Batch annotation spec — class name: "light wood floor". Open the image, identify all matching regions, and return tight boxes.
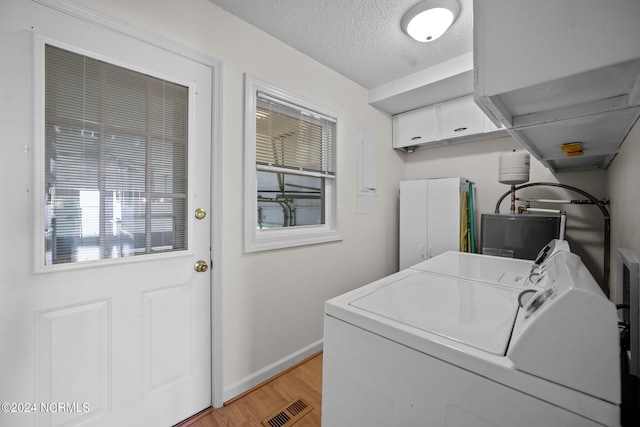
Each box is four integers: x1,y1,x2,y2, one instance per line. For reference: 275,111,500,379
177,352,323,427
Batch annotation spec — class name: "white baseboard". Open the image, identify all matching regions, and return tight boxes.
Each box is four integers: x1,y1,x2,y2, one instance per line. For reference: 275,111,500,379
222,339,323,403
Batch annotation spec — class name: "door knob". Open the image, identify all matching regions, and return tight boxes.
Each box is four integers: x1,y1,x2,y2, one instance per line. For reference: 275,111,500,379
195,208,206,219
194,260,208,273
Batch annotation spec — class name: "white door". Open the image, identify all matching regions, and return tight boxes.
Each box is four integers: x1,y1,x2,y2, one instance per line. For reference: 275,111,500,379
0,2,214,426
427,178,462,257
399,180,429,270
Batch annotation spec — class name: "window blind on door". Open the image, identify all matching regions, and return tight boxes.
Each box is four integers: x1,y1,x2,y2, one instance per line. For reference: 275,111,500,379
44,44,189,265
255,91,336,178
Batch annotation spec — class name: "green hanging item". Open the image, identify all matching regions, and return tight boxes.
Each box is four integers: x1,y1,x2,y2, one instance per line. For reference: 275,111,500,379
468,182,476,253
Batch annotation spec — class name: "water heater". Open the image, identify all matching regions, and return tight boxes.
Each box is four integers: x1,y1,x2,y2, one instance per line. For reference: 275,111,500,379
481,213,563,260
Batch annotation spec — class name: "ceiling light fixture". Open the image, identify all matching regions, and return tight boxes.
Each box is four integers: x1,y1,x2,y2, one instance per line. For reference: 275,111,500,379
401,0,460,43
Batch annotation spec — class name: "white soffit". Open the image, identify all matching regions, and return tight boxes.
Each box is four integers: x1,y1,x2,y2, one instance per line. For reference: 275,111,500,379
369,52,473,114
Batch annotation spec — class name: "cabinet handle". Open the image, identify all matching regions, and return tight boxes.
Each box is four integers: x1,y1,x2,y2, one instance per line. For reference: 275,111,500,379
411,136,422,141
454,127,467,133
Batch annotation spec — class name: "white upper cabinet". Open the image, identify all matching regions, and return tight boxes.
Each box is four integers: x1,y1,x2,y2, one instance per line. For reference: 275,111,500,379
438,94,485,140
474,0,640,172
393,105,438,149
393,94,505,151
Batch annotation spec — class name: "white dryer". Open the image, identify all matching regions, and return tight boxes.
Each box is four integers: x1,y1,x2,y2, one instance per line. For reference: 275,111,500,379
322,242,620,426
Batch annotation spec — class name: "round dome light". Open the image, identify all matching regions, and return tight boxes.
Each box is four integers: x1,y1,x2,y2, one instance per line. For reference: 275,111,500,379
402,0,460,43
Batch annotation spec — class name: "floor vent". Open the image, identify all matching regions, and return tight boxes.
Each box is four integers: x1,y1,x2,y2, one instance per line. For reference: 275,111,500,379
262,397,313,427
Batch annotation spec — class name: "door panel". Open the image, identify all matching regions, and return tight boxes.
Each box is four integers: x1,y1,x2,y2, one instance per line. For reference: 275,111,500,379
143,284,191,393
427,178,461,257
36,301,110,426
399,180,429,270
0,1,213,426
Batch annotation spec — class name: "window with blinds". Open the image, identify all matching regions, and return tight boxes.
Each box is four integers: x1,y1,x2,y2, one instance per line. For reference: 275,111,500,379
44,44,189,265
255,92,336,229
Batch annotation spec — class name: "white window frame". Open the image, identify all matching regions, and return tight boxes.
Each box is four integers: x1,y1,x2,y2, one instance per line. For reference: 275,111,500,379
244,75,342,252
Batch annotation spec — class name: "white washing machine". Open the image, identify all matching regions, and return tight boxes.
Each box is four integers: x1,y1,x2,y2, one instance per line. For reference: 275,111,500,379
322,241,620,426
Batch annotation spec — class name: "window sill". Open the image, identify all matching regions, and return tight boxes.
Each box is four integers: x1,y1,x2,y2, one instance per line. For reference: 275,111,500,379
244,227,342,253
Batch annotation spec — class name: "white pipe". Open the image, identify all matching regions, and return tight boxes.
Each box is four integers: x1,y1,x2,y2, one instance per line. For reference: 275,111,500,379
524,207,563,214
517,198,572,204
559,213,567,240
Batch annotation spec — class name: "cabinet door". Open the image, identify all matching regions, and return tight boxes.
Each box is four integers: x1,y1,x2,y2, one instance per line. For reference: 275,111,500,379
438,95,485,140
399,180,429,270
426,178,460,258
393,105,437,148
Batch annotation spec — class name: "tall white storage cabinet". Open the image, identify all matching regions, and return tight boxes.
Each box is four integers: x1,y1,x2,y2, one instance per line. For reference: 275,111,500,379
399,178,473,270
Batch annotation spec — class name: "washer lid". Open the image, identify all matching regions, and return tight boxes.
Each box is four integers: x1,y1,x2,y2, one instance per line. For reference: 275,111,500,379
349,271,521,355
411,251,533,287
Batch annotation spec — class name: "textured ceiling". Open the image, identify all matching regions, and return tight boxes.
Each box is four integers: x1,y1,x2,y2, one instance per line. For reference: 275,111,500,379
208,0,473,89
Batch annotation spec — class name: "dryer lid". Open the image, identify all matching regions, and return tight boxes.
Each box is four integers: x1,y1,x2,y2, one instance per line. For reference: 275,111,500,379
349,271,521,355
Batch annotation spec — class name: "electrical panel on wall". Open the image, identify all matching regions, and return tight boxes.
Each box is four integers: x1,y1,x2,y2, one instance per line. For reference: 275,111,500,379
357,127,378,214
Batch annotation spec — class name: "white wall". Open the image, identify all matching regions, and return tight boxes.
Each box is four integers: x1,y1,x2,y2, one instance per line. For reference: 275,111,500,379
403,137,609,286
75,0,404,396
608,119,640,303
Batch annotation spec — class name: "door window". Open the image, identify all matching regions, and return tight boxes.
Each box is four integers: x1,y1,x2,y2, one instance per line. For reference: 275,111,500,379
44,44,189,265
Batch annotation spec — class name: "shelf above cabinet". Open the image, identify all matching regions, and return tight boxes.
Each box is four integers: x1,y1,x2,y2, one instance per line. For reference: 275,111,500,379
474,0,640,172
369,53,474,115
